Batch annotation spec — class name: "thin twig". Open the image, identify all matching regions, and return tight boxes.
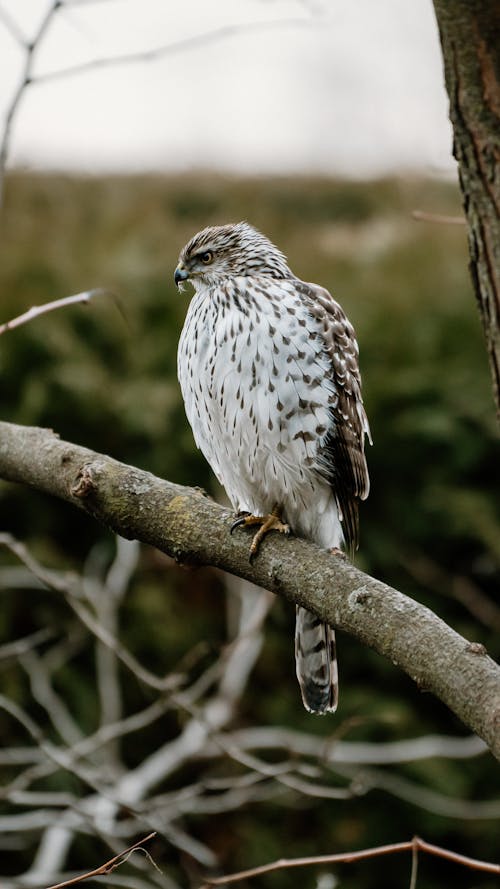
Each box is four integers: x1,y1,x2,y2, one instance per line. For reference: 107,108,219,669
0,290,106,335
44,831,158,889
175,696,352,801
403,550,500,632
409,841,418,889
412,210,466,225
329,761,500,819
0,0,62,205
220,726,487,765
413,836,500,872
20,650,84,747
0,3,28,44
0,627,53,661
0,534,180,692
0,9,309,206
33,18,310,85
200,836,500,886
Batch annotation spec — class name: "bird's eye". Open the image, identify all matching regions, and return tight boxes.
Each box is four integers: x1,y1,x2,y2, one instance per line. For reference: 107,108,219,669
200,251,213,264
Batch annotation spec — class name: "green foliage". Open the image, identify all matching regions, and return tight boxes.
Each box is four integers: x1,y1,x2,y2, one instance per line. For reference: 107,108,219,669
0,173,499,887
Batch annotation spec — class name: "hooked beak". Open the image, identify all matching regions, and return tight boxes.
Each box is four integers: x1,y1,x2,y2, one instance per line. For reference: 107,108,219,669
174,265,189,289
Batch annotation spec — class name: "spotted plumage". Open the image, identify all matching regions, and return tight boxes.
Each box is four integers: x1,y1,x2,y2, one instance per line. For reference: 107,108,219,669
175,222,371,713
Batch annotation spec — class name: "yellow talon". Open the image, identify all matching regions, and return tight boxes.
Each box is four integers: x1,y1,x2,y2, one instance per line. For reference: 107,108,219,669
230,509,290,561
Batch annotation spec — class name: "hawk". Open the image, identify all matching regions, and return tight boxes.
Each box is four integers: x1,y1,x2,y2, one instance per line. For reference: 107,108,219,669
175,222,370,713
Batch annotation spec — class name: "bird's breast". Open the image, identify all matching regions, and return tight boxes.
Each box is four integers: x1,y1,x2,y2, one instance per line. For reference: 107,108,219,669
177,280,337,516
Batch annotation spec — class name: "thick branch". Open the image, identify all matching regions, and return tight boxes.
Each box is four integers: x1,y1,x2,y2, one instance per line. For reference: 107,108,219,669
1,421,499,759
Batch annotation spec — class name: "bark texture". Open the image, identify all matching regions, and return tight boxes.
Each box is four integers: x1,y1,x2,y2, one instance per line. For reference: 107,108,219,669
433,0,500,416
1,421,499,759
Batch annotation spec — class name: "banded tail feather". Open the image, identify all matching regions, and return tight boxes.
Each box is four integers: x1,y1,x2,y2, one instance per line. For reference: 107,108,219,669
295,606,338,714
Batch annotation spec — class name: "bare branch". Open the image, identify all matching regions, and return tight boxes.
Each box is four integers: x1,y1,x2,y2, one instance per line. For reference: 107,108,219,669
0,627,53,661
0,629,255,801
219,726,487,765
0,3,28,45
409,843,418,889
20,649,84,746
0,572,271,880
0,747,43,766
0,422,499,759
84,539,140,759
0,692,122,803
33,18,311,86
0,534,183,692
200,836,500,886
1,519,495,881
412,210,466,224
44,832,158,889
0,0,62,204
403,551,500,631
9,696,172,785
331,763,500,819
0,7,310,207
193,726,495,817
0,289,110,335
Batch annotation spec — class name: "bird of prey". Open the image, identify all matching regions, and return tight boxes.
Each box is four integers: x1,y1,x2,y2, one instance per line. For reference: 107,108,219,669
175,222,370,713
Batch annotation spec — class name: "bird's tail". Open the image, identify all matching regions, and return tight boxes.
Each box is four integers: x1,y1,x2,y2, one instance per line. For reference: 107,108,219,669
295,606,338,714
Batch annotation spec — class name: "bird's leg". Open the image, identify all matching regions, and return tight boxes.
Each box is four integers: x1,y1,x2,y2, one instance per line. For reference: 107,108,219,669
230,505,290,561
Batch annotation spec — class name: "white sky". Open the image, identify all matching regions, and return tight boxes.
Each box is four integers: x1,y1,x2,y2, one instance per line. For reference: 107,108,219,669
0,0,455,177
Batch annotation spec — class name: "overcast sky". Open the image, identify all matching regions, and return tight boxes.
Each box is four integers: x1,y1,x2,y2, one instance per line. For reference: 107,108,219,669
0,0,455,177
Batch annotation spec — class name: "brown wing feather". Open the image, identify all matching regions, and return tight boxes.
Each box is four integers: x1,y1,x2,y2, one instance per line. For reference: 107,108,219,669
296,280,371,554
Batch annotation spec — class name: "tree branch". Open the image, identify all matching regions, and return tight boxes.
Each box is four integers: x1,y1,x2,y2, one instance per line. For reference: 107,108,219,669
199,836,500,886
1,421,499,759
0,0,62,205
33,18,310,86
0,5,310,207
44,831,158,889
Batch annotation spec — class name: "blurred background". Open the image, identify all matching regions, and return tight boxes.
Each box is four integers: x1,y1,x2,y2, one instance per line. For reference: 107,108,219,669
1,2,499,888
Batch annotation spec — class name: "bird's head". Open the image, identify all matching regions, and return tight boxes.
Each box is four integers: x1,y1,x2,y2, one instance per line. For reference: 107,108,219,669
174,222,292,291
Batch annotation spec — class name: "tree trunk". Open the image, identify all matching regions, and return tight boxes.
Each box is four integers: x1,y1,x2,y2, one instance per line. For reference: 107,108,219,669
433,1,500,417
